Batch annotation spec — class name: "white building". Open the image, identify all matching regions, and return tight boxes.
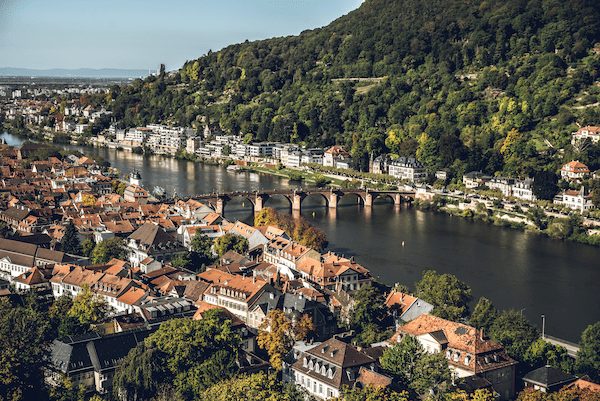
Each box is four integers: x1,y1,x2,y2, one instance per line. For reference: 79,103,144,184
571,126,600,145
554,188,594,212
388,157,427,182
511,178,536,201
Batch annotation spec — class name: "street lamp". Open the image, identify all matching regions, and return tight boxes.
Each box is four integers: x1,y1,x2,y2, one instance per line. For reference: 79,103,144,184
541,315,546,339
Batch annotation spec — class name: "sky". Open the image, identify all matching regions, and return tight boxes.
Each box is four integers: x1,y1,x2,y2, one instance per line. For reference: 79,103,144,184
0,0,363,71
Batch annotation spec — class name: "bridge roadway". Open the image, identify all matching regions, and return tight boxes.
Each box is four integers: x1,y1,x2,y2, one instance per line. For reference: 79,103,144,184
184,187,416,215
543,335,580,358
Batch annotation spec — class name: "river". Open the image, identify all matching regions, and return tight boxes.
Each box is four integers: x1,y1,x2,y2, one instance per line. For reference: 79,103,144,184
2,131,599,342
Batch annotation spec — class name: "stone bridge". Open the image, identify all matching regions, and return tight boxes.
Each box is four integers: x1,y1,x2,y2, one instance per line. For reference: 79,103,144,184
188,188,415,215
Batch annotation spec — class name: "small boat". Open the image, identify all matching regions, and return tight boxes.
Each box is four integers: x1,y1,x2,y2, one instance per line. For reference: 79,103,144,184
227,165,241,172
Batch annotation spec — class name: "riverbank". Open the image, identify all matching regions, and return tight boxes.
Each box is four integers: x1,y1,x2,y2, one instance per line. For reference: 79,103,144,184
415,196,600,247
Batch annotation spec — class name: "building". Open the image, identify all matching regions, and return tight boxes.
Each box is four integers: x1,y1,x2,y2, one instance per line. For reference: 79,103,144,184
323,146,351,169
384,290,434,323
511,178,536,201
553,187,594,212
522,366,577,393
561,161,590,180
370,154,390,175
387,157,427,182
392,314,517,400
571,126,600,145
287,338,376,399
0,238,79,282
127,223,187,270
48,329,153,394
463,172,488,189
487,177,515,197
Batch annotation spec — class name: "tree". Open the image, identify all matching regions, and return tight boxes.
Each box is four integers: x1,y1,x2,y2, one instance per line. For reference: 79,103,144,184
144,311,241,400
532,171,559,201
257,310,313,370
380,335,425,387
0,298,50,401
67,285,110,329
348,284,390,346
49,295,88,338
255,208,327,250
334,386,410,401
575,321,600,381
61,221,82,255
81,238,95,257
469,297,497,331
524,339,574,373
416,270,472,320
489,310,538,361
528,207,548,230
201,372,306,401
190,232,215,266
170,253,192,269
213,233,249,257
412,352,452,398
113,343,168,401
91,237,126,264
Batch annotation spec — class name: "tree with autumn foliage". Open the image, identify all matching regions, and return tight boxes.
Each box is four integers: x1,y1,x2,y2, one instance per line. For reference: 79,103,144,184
67,285,111,329
257,309,314,370
255,208,327,250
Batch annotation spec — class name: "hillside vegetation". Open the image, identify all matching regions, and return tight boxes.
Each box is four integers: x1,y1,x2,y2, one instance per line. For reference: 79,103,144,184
107,0,600,177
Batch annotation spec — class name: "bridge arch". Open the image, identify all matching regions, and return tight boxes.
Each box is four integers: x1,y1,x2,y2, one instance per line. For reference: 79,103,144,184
338,191,365,206
262,194,293,210
301,192,330,209
220,194,255,216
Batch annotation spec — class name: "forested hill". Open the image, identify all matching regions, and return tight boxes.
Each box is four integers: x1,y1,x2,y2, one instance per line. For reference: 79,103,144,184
108,0,600,177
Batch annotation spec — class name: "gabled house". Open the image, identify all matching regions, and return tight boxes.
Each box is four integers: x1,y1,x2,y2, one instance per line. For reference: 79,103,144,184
126,222,187,271
287,338,377,399
391,314,517,400
385,290,434,324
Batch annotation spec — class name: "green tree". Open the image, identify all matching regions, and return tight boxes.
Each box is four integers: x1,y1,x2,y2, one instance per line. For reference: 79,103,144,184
469,297,497,331
489,310,538,361
201,372,306,401
0,298,50,401
528,207,548,230
190,232,215,266
170,253,192,269
524,339,574,373
335,385,410,401
575,321,600,381
91,237,126,264
145,310,241,400
380,335,424,387
67,286,110,329
412,352,452,399
81,238,95,257
416,270,473,320
113,343,168,401
213,233,248,257
532,171,559,201
61,221,82,255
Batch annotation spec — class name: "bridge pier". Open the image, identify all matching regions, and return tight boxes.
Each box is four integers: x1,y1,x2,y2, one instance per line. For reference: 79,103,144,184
215,197,225,215
254,194,265,213
328,192,339,209
364,193,373,207
292,193,303,212
394,193,402,207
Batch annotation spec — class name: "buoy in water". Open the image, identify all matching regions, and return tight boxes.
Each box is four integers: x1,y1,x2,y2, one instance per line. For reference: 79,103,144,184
402,241,405,247
312,211,316,217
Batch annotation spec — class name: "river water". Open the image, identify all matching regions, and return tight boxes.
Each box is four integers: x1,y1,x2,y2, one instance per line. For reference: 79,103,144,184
2,132,599,341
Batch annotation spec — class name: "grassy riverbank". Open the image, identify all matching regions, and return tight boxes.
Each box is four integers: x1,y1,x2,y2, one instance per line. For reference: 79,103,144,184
416,196,600,247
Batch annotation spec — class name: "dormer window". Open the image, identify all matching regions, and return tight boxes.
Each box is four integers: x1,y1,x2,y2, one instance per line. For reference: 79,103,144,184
303,357,308,367
464,355,471,366
328,368,334,378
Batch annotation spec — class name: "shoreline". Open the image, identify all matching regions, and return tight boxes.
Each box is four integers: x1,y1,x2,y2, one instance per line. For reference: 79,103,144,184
2,129,599,248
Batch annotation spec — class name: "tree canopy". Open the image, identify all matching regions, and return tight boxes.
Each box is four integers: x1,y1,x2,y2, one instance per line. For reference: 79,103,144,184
416,270,472,320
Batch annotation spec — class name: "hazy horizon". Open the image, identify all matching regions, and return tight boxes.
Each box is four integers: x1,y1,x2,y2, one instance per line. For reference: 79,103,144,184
0,0,363,71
